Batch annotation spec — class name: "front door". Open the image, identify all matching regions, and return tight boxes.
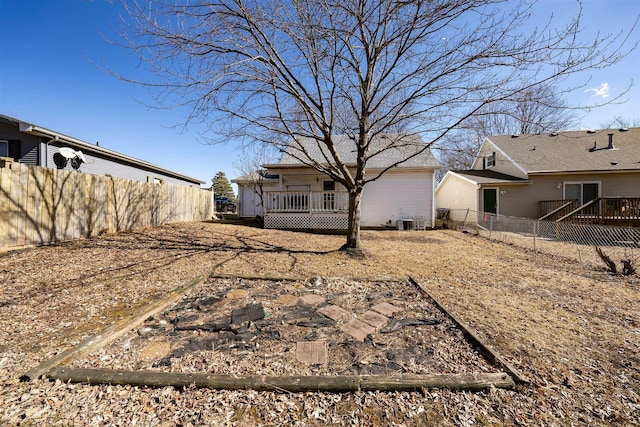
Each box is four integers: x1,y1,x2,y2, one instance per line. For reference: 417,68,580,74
323,181,335,210
483,188,498,214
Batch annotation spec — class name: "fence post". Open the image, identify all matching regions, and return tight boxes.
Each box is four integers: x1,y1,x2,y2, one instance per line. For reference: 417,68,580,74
532,220,537,252
489,214,493,239
462,209,469,231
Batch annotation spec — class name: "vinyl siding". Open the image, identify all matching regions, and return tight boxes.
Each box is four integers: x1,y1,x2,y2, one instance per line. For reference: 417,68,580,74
435,174,479,214
0,122,39,165
44,144,200,186
361,170,434,227
488,173,640,218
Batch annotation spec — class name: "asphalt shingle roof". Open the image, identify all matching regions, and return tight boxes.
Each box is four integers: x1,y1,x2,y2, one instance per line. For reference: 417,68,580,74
452,169,529,184
487,127,640,173
277,133,441,169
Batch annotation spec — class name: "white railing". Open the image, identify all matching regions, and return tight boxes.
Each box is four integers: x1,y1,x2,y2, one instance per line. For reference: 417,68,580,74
264,191,348,214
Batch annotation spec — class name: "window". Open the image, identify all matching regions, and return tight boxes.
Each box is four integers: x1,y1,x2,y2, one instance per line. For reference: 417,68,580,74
564,182,600,205
484,152,496,169
0,140,19,159
322,181,335,191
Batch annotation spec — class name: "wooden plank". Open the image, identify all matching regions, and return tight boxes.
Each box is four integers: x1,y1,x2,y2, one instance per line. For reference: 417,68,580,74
0,167,7,250
408,277,529,385
22,276,204,381
45,367,515,392
7,164,20,246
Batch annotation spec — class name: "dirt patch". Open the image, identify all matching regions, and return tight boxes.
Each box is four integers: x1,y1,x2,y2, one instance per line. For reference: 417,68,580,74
1,223,639,425
70,277,496,378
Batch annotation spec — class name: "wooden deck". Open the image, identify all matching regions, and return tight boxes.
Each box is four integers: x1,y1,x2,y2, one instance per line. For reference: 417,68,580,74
539,197,640,226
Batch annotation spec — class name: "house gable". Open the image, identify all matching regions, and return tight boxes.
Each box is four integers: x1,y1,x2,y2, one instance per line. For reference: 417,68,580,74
471,137,528,179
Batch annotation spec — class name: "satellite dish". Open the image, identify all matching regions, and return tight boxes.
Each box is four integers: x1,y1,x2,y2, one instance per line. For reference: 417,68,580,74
75,150,86,163
59,147,76,159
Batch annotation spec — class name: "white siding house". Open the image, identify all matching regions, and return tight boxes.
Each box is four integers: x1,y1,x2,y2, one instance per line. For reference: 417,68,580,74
235,134,441,230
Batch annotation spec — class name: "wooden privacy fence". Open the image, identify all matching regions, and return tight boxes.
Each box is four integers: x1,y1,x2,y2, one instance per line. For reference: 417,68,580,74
0,162,213,251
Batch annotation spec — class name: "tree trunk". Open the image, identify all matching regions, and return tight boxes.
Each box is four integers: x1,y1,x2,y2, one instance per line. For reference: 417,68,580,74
344,188,363,251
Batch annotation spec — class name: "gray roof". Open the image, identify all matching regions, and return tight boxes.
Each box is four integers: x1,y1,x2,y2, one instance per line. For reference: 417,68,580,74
486,128,640,174
275,133,441,169
231,170,279,183
452,169,529,185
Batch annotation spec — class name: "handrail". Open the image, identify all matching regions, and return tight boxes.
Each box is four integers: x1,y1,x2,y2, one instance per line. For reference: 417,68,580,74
556,198,601,222
264,190,348,214
538,200,576,221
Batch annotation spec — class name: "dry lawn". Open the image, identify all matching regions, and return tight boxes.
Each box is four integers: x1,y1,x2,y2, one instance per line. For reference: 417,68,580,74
0,222,638,426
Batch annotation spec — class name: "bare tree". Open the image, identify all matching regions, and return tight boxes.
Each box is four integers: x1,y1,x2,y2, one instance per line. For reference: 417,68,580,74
119,0,637,251
437,84,579,175
601,116,640,129
233,143,279,220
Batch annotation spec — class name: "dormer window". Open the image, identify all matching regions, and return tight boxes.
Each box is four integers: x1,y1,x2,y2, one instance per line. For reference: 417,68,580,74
484,152,496,169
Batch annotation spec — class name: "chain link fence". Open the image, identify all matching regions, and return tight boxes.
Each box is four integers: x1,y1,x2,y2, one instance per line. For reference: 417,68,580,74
440,209,639,271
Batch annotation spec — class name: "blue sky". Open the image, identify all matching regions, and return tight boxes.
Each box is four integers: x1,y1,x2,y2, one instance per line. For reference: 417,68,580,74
1,0,638,189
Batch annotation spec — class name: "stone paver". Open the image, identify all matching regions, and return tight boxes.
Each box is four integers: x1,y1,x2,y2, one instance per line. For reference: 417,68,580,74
299,294,326,306
371,302,402,317
317,304,351,322
296,340,327,365
359,310,389,330
275,294,299,306
339,319,376,341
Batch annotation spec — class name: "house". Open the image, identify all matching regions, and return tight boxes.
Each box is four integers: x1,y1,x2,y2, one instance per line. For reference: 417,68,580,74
232,170,280,218
436,127,640,224
0,114,204,187
235,134,441,230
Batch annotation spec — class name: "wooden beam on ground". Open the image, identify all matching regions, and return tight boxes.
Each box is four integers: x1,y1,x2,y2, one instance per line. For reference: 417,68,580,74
46,367,515,392
408,277,529,385
21,276,205,382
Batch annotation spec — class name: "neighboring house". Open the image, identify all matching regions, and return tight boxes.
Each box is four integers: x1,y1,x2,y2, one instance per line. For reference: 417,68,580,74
235,134,441,230
436,127,640,224
0,114,204,187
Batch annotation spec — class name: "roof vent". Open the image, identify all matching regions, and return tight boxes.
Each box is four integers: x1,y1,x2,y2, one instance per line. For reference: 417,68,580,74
608,133,614,149
549,132,558,137
589,141,597,152
611,161,619,165
511,134,519,138
587,129,596,134
619,127,629,132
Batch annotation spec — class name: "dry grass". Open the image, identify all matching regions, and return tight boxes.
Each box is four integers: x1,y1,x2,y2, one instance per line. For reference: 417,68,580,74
1,222,638,425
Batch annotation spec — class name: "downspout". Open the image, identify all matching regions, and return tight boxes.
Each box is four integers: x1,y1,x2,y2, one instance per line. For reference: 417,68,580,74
44,135,59,168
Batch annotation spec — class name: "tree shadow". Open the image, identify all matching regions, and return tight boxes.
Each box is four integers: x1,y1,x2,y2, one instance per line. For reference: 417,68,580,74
0,225,340,309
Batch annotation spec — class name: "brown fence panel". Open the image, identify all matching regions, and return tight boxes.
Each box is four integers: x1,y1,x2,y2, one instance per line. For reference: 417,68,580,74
0,163,213,251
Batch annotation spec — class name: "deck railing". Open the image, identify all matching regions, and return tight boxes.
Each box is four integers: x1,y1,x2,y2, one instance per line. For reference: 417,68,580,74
553,197,640,224
264,191,349,214
538,199,578,221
